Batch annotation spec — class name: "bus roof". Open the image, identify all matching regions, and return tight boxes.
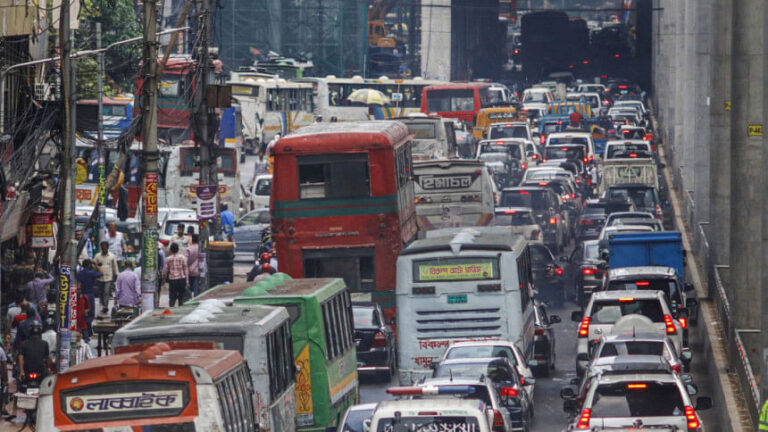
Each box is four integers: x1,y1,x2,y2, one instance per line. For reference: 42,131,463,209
63,343,244,380
77,97,131,106
116,304,288,335
424,83,490,91
400,228,525,256
413,159,485,169
237,278,347,304
275,121,410,153
186,281,256,305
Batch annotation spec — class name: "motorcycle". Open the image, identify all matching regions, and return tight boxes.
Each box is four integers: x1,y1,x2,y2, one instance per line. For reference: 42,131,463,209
16,372,42,431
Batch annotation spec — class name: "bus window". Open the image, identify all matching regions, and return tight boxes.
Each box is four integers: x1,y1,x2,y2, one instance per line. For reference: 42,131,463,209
298,154,370,199
303,248,376,292
180,147,198,176
516,249,532,312
426,89,475,112
218,149,237,176
159,75,182,97
105,104,127,117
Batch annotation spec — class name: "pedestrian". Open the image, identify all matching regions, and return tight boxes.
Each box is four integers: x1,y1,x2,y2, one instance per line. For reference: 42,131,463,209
220,203,234,241
14,304,38,352
254,152,268,176
106,222,127,266
76,259,100,336
114,261,141,309
75,282,91,342
185,234,201,297
73,331,94,364
26,268,54,305
6,290,26,340
93,241,119,316
162,243,188,307
170,223,189,253
186,225,195,244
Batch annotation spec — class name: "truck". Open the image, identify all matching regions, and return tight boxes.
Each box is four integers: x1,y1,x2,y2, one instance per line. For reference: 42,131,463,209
598,157,658,196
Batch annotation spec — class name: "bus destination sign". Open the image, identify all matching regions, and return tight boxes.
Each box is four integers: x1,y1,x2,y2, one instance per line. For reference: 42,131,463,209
416,260,496,282
418,174,476,190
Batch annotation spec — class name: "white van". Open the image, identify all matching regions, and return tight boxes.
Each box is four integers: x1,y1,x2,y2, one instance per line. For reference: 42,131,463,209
396,227,535,385
370,398,493,432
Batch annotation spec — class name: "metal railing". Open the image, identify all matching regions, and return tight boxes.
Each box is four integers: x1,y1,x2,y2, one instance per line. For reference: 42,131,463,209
733,329,761,426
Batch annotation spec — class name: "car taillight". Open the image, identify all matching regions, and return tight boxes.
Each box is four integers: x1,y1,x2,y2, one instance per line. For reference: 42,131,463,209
540,134,546,144
534,328,546,335
589,155,593,161
492,409,505,428
542,158,548,163
576,408,591,429
583,157,588,163
500,387,518,397
28,373,38,379
531,154,539,160
685,406,700,430
579,219,593,225
664,314,677,334
372,331,387,348
672,364,681,373
680,317,688,329
582,268,595,275
555,267,563,276
521,162,526,170
159,239,169,246
549,217,557,225
578,317,590,337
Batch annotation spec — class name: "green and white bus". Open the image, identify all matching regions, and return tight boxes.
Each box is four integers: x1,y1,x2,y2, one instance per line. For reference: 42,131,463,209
226,276,359,431
112,303,296,432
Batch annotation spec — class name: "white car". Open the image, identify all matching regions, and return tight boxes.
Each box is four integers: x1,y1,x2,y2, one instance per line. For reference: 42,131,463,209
249,173,272,210
604,140,652,159
521,166,575,184
439,340,536,400
370,398,493,432
572,290,685,377
158,207,198,253
545,132,595,162
493,207,543,243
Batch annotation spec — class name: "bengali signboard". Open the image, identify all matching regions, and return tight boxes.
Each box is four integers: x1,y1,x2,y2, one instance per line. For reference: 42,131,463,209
196,185,217,220
414,258,498,282
58,265,73,370
144,173,158,216
31,212,54,248
66,390,184,415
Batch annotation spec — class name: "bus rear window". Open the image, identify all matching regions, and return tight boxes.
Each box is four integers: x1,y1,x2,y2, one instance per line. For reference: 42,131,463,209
407,123,437,139
298,154,370,199
426,89,475,112
376,417,480,432
413,257,499,282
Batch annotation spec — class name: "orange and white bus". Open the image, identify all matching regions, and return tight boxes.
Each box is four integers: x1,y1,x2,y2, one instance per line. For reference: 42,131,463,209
37,342,260,431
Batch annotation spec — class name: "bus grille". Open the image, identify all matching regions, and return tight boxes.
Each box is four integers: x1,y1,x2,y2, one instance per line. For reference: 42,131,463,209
415,308,503,339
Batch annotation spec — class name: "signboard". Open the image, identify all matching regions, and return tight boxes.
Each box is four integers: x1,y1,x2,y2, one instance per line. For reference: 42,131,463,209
748,124,763,136
75,162,87,185
65,390,185,415
415,258,498,282
58,265,73,370
144,173,158,216
196,185,218,220
295,345,314,427
418,174,477,190
31,212,54,248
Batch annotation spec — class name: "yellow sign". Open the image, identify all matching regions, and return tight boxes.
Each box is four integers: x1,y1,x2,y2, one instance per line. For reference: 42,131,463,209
32,224,53,237
295,345,314,425
75,161,87,185
417,261,495,281
725,101,731,111
749,124,763,136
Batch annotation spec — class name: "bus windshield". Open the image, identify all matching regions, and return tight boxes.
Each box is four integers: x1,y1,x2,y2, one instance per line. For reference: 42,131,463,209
426,89,475,112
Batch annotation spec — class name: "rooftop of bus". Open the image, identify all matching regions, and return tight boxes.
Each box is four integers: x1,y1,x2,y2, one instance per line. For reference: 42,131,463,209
423,82,490,91
77,97,132,105
185,280,255,305
118,303,286,331
237,277,347,301
413,159,485,169
63,342,244,379
275,121,409,151
400,228,525,256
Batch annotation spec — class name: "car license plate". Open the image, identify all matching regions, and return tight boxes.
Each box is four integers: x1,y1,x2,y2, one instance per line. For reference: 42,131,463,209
447,294,467,304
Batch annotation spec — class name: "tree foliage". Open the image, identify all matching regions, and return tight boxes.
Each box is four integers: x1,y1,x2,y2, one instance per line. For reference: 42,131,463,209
76,0,142,95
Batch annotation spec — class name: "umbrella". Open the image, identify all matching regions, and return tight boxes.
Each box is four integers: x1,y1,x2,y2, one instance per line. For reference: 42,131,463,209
347,88,390,105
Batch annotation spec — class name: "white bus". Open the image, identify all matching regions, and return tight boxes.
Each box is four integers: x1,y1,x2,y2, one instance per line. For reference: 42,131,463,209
396,228,536,384
159,141,245,218
412,159,496,232
297,75,445,122
228,73,315,153
113,302,297,432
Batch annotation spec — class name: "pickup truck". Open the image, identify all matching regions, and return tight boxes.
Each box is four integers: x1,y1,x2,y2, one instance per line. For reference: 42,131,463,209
598,157,658,196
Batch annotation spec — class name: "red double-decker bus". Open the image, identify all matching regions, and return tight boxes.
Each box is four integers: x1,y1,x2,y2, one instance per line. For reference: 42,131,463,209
271,121,417,320
421,82,491,124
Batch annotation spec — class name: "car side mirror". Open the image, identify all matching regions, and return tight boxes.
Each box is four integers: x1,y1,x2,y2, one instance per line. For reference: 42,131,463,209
560,386,576,400
549,315,562,324
681,348,693,363
696,396,713,411
597,262,609,271
571,310,583,322
686,383,698,395
363,419,372,432
600,250,610,262
685,283,695,292
680,374,693,384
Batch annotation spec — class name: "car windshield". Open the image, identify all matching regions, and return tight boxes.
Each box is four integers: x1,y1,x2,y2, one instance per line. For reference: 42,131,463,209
342,408,375,432
407,123,438,139
489,126,528,139
591,382,686,417
525,92,548,103
607,279,683,307
494,212,535,226
607,143,648,158
254,177,272,195
607,187,657,209
500,190,549,211
544,146,585,160
590,299,665,324
238,211,270,226
548,136,588,145
376,417,480,432
434,362,514,382
599,341,665,357
444,346,519,365
583,206,606,216
352,306,379,328
414,385,492,405
543,122,564,134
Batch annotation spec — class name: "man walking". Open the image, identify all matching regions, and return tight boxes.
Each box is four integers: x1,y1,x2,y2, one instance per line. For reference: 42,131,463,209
76,259,100,334
26,269,54,305
114,262,141,310
107,222,127,266
93,241,119,315
170,223,189,253
163,243,188,307
220,204,235,241
185,234,201,297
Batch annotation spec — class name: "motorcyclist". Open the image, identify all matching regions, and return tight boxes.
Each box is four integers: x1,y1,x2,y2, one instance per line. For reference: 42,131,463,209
18,320,53,384
246,252,274,282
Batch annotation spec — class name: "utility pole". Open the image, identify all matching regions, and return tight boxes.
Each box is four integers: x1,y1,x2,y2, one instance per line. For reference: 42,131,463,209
97,22,107,244
194,0,219,292
140,0,161,311
56,0,78,371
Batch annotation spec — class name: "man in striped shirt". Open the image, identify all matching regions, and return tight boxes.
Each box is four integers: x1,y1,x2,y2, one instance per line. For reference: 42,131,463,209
162,243,188,307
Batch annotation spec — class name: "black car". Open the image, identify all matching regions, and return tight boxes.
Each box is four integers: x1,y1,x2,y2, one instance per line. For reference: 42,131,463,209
575,200,608,241
605,183,662,220
562,240,604,307
532,301,561,377
352,302,396,381
529,243,566,306
500,186,566,252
